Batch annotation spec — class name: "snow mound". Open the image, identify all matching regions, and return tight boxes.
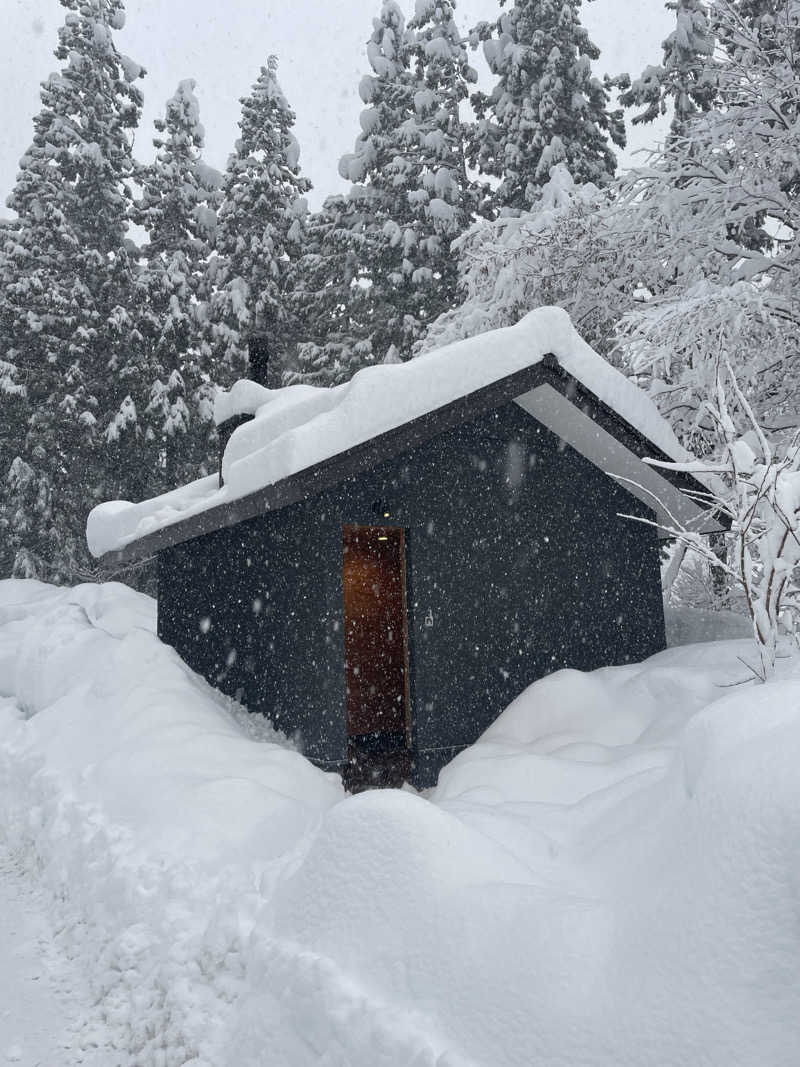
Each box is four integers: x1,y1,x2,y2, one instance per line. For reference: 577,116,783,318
1,581,340,866
87,307,692,557
665,604,754,646
213,378,274,424
2,579,800,1065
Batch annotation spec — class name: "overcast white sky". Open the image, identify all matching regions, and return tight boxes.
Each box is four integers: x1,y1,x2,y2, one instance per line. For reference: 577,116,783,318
1,0,672,216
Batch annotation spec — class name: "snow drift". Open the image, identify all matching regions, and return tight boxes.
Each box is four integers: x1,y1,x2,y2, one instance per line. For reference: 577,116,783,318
1,578,799,1065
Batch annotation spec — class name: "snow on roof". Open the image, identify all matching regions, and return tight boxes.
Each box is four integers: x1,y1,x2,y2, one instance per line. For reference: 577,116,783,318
87,306,696,558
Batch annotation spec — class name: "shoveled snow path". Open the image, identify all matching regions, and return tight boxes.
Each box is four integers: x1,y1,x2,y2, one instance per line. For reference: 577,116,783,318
0,847,108,1067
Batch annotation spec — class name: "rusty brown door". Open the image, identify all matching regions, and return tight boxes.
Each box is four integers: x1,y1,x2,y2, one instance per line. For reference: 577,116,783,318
342,524,411,746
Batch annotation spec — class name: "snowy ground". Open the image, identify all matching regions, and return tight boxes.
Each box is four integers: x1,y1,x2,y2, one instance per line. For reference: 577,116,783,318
1,578,799,1066
0,845,106,1066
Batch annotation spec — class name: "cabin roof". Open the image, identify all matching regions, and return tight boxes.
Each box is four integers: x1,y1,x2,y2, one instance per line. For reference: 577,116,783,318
87,307,723,565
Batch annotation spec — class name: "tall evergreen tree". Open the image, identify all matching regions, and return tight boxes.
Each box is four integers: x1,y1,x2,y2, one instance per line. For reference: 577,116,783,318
135,80,219,261
404,0,483,275
0,0,144,581
405,0,480,228
331,0,478,365
131,80,220,487
204,57,310,385
288,192,374,386
469,0,625,213
619,0,717,137
0,221,25,577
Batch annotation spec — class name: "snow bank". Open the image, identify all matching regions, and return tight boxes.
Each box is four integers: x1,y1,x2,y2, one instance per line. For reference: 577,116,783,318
0,580,341,1064
2,579,800,1065
665,604,753,646
5,581,339,865
87,307,693,557
213,378,274,424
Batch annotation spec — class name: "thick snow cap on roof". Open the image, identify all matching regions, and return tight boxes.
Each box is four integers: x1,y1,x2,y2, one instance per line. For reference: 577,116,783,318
87,307,702,559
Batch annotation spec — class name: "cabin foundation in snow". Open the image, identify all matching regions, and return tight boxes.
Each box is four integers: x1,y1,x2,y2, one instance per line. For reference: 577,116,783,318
88,308,723,789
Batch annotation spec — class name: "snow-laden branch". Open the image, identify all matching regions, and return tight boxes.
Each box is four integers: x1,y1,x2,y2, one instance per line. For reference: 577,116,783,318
625,353,800,679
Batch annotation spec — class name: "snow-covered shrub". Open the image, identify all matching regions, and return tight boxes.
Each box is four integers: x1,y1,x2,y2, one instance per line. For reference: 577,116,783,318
639,357,800,679
612,0,800,452
619,281,796,455
418,164,624,358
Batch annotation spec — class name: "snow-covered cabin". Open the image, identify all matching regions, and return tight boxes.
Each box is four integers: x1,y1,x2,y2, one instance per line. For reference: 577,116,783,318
87,308,722,789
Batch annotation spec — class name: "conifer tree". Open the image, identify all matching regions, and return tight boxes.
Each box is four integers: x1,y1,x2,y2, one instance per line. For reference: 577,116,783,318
288,192,374,386
0,222,25,577
404,0,482,298
135,80,219,261
619,0,717,137
131,80,220,487
405,0,480,228
332,0,478,364
205,57,310,385
469,0,625,213
0,0,144,581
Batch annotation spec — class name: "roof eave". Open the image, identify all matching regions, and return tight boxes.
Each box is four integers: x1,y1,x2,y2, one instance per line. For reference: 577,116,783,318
97,359,726,566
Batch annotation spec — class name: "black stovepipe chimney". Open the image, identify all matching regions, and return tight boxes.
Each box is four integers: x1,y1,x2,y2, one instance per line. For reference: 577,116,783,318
248,333,270,388
217,332,270,486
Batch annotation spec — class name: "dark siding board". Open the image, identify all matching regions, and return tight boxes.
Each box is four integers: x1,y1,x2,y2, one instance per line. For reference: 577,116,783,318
158,510,347,763
157,396,666,788
303,401,664,776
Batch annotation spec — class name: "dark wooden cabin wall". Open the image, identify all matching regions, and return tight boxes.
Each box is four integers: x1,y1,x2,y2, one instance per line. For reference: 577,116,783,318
158,399,665,786
158,507,348,766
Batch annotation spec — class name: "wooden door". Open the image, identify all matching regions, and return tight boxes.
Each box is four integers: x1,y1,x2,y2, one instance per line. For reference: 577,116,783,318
342,525,411,747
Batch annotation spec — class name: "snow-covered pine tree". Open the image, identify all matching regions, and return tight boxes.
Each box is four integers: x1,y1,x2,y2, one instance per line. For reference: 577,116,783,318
204,56,310,386
0,221,25,577
0,0,144,582
135,81,219,262
618,0,717,138
288,192,375,386
468,0,625,213
404,0,482,327
130,80,220,487
334,0,479,364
